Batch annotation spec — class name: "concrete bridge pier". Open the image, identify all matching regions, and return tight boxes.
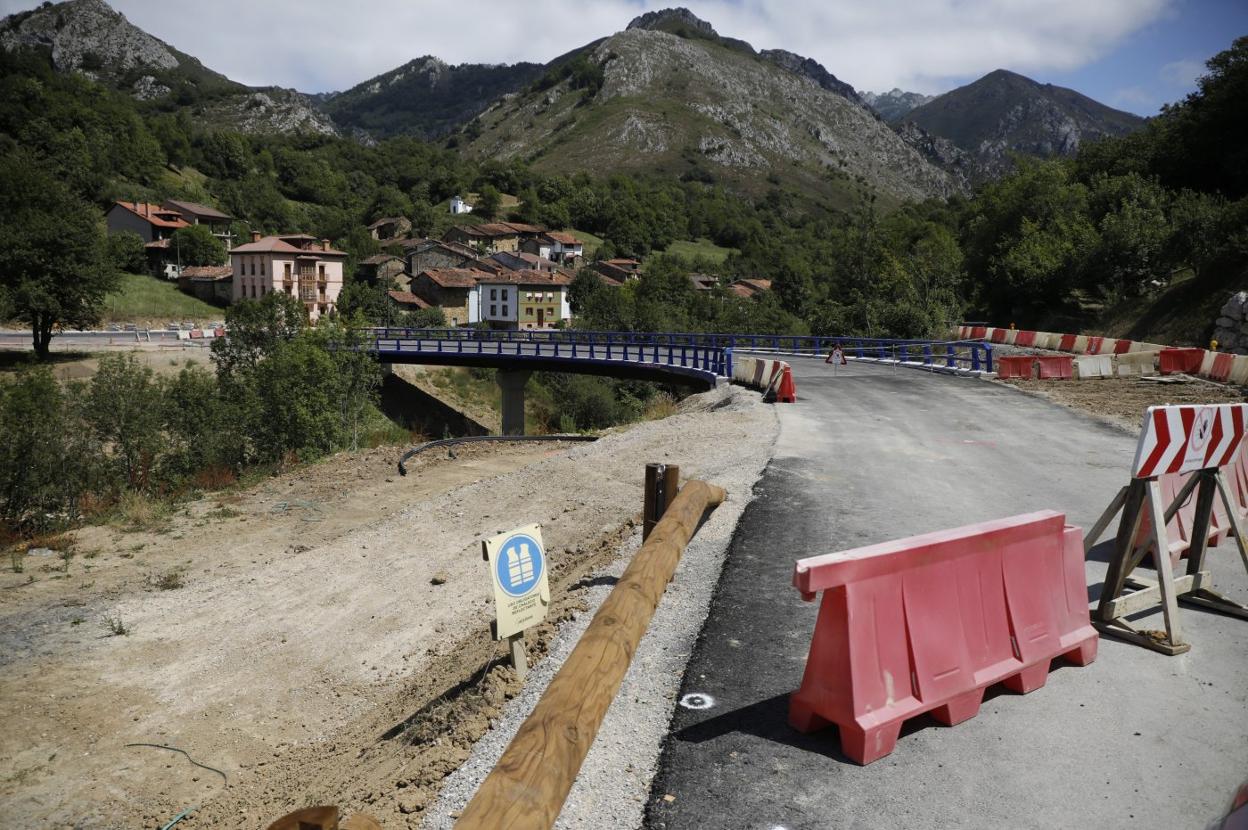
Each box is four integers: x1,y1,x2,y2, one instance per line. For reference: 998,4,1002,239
497,369,531,435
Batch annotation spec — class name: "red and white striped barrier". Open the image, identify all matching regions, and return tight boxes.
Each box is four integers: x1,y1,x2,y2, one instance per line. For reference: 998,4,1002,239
1132,404,1248,479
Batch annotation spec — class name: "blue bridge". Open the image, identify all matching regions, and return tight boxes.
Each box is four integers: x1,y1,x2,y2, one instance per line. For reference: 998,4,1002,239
366,328,994,433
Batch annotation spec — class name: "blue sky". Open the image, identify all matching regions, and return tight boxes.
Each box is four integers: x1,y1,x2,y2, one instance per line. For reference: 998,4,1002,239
2,0,1244,115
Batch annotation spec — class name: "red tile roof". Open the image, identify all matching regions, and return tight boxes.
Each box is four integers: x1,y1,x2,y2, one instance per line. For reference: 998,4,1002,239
387,290,430,308
162,199,232,222
545,231,582,245
503,222,546,235
113,201,190,230
418,268,493,288
230,235,347,257
362,254,402,265
479,269,572,287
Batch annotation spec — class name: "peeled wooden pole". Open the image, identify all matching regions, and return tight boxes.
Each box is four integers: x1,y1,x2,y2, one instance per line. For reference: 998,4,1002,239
456,478,727,830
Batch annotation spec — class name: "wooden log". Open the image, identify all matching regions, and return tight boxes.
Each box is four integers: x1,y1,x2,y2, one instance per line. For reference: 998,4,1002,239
455,479,727,830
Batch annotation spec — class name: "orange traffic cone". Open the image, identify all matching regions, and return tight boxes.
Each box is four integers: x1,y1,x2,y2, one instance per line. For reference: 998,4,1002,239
777,365,797,403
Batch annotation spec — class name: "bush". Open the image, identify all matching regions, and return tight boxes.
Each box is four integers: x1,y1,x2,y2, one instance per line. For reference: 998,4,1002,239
107,231,147,273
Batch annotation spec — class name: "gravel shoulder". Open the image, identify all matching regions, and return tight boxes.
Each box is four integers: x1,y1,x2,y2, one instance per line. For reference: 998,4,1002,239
0,383,778,829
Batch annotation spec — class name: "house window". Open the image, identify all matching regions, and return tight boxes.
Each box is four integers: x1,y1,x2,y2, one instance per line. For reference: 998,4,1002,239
260,260,265,276
318,265,325,280
490,288,497,300
284,263,292,279
547,307,555,316
526,307,534,316
502,305,509,317
490,305,496,316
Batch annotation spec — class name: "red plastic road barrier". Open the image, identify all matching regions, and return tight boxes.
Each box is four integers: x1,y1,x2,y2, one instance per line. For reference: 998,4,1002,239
995,356,1036,379
776,365,797,403
189,329,203,339
970,326,987,339
990,328,1007,343
214,327,226,338
789,511,1097,765
1058,334,1077,352
1086,336,1104,354
1014,330,1036,347
1135,470,1231,568
1114,339,1133,354
1209,352,1235,382
1036,355,1074,379
1159,348,1205,375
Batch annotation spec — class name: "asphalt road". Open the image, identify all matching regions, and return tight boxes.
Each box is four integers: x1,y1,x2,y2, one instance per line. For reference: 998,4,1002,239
645,357,1248,830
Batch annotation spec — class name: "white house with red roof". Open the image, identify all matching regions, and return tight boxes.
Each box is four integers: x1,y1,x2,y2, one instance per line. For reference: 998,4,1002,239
229,232,346,322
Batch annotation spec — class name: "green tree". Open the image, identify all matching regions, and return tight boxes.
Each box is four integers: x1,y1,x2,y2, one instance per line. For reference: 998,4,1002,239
170,224,227,267
83,355,164,490
0,367,89,531
250,335,346,463
476,184,502,220
210,292,308,382
0,151,116,358
107,231,148,273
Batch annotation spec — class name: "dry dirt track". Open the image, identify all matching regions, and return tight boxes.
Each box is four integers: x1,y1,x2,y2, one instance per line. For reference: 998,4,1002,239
0,384,776,829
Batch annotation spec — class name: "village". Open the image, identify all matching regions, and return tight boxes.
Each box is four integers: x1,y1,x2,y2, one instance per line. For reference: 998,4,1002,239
103,196,773,331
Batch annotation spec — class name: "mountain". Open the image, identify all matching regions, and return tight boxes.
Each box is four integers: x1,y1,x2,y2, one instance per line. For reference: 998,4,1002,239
321,57,546,140
862,88,935,122
456,8,956,207
0,0,339,136
899,69,1144,180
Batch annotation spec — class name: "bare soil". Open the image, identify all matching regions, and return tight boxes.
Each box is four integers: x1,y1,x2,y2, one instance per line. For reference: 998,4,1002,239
0,385,773,829
1002,375,1248,432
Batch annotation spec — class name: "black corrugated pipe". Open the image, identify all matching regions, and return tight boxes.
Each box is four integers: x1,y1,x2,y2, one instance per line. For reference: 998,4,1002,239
397,434,598,476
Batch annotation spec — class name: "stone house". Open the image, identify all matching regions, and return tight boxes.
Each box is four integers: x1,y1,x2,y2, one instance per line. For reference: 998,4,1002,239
409,267,493,327
358,254,406,287
476,270,573,330
162,199,234,249
367,216,412,241
105,201,191,279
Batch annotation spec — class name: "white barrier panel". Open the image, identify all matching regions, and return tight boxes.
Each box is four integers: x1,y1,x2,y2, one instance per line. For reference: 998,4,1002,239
1116,351,1159,377
1074,354,1113,379
1231,356,1248,386
732,355,788,394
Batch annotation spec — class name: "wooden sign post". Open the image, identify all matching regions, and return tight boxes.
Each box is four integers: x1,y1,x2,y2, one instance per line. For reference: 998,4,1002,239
1085,404,1248,655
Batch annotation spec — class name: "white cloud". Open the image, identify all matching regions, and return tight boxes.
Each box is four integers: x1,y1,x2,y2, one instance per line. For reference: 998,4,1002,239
1160,58,1204,88
1,0,1173,94
1111,85,1155,109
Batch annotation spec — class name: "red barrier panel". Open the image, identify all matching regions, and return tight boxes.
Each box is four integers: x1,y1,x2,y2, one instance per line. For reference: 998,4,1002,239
1058,334,1077,352
1210,352,1235,382
1114,339,1133,354
1014,330,1036,348
189,329,203,339
214,326,226,338
1159,348,1205,375
990,329,1007,343
1036,355,1073,379
995,356,1036,379
1134,470,1232,568
971,326,987,339
1085,336,1104,355
789,511,1097,765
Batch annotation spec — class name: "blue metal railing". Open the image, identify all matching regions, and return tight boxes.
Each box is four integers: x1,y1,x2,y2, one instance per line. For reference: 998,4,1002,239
367,328,993,374
368,335,730,377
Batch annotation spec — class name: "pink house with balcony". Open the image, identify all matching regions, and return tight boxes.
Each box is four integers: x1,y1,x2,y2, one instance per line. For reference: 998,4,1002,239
229,232,346,322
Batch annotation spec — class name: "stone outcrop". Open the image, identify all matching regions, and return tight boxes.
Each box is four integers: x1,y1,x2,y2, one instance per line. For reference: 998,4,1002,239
1213,291,1248,354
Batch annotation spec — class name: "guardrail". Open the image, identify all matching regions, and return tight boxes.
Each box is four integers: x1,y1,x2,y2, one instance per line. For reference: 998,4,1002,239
367,329,994,374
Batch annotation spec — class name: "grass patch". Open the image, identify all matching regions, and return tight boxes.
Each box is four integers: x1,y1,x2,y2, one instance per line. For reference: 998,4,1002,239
0,350,96,374
642,393,680,421
565,227,604,260
101,613,131,637
100,272,223,323
647,238,738,266
204,505,241,521
144,569,184,591
108,492,175,533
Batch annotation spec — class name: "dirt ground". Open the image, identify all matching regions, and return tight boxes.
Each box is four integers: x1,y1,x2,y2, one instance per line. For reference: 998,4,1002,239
0,385,773,829
1002,375,1248,432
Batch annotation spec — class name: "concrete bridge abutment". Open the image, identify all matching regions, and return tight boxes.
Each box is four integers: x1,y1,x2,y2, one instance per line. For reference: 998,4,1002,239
497,369,531,435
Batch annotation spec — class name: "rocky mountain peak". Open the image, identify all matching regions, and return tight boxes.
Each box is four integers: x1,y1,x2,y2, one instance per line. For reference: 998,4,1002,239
759,49,860,103
1,0,180,78
627,7,717,37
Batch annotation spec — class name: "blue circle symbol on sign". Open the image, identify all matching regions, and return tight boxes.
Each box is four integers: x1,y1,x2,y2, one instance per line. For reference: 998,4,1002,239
495,533,544,597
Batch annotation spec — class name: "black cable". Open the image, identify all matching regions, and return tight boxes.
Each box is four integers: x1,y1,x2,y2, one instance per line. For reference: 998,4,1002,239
397,434,597,476
124,743,229,788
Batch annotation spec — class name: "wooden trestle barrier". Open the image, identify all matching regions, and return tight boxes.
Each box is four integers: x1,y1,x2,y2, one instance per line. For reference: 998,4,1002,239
455,474,727,830
1086,466,1248,655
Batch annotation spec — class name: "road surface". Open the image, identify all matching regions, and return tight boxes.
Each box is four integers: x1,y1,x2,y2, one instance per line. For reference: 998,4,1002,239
645,357,1248,830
